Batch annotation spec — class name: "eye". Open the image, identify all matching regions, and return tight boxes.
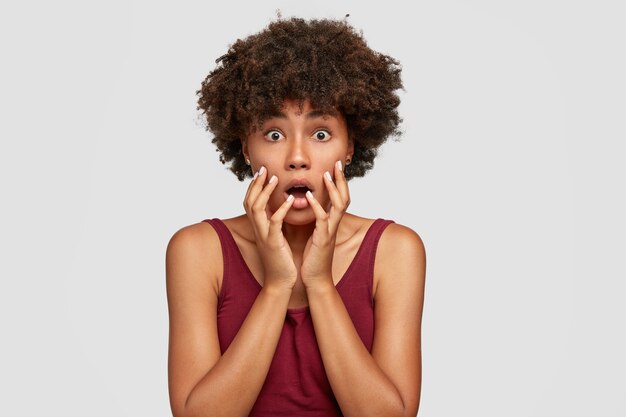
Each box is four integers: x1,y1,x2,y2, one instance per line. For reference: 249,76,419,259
264,130,284,141
313,129,331,141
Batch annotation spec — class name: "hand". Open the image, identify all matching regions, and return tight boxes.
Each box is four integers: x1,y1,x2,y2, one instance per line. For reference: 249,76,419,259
243,166,298,291
301,160,351,289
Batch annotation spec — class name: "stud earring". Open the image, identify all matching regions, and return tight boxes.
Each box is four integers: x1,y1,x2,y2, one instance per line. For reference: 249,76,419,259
245,158,251,166
345,157,351,165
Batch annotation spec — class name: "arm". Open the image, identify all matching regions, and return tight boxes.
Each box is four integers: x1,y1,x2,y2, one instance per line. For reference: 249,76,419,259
166,224,292,417
306,224,426,417
168,169,297,417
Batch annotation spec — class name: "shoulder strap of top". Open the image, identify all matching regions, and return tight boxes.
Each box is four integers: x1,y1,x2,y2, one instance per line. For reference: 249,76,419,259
364,219,395,292
365,218,395,264
201,218,236,257
201,218,240,308
337,218,395,293
204,217,394,296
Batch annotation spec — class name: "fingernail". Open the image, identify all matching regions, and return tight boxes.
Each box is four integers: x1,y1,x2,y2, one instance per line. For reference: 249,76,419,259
269,175,276,184
306,190,313,199
286,194,294,202
324,171,332,181
259,166,266,176
253,171,258,180
337,160,343,172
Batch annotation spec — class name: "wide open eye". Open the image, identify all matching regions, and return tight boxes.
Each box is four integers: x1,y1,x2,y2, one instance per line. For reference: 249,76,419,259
264,130,284,141
313,130,331,141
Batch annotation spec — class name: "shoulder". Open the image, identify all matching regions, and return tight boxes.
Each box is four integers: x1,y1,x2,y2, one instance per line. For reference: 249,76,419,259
167,220,221,259
166,220,223,296
374,221,426,298
378,222,426,259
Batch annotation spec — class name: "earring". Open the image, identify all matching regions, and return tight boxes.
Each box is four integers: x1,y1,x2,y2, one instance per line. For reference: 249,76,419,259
245,158,251,166
345,157,351,165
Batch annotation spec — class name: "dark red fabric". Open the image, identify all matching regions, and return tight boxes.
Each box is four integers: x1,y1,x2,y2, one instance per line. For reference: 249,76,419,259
202,218,394,417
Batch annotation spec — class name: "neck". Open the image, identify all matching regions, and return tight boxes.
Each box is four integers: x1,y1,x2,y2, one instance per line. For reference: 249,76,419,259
282,221,316,254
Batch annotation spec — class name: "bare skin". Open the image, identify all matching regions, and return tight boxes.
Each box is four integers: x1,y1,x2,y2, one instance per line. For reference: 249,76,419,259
166,100,426,417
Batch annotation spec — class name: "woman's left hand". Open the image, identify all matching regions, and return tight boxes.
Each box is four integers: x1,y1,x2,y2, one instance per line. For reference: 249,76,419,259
301,160,351,290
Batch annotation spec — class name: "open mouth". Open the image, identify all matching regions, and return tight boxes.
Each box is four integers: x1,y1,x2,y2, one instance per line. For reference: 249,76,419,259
286,185,311,198
285,184,313,209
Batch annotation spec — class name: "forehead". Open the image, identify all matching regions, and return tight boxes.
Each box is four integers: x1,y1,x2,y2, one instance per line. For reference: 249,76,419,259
246,98,347,135
265,99,342,121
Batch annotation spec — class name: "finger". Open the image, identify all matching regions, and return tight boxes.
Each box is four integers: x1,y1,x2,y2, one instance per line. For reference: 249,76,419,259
245,165,268,210
251,174,279,234
305,190,330,238
323,171,347,235
244,166,265,212
334,160,351,204
243,168,261,211
323,170,344,213
268,194,295,236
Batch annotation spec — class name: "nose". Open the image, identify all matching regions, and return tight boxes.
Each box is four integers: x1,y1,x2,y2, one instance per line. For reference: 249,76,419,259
286,138,310,170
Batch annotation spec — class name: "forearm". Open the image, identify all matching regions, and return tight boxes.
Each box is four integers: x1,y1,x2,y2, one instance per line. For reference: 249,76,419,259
183,286,291,417
307,283,406,417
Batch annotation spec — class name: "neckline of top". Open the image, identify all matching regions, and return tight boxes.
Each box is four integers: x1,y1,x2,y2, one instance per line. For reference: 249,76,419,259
209,217,383,313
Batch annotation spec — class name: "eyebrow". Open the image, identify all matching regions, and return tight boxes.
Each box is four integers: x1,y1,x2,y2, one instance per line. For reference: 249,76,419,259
268,109,334,120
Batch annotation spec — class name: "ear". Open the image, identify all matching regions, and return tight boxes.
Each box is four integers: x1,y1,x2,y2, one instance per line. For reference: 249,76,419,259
241,139,249,161
346,138,354,162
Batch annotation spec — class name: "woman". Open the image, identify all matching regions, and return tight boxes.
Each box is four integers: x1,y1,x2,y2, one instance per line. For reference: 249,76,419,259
166,16,426,417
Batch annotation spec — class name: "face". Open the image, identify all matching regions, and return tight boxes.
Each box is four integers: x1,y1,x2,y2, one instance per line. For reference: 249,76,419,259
242,99,354,225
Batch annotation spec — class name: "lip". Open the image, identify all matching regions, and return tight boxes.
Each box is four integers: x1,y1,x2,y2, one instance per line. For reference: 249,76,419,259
283,178,316,206
284,178,315,194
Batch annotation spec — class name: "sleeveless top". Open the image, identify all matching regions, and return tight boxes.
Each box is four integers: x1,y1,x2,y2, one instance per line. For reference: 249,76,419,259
202,218,395,417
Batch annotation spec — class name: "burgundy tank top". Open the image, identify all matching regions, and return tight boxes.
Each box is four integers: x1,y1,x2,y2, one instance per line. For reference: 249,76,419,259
202,218,394,417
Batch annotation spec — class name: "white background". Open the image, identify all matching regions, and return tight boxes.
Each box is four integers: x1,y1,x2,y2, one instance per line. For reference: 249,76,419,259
1,0,624,416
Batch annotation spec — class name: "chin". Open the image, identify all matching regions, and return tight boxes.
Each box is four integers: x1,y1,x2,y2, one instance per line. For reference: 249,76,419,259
282,209,317,226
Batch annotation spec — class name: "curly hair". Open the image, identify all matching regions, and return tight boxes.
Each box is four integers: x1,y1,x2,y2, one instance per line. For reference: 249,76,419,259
196,16,403,181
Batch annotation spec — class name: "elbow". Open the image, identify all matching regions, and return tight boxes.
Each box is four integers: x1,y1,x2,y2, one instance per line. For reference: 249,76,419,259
172,408,209,417
364,400,410,417
392,392,419,417
172,405,211,417
173,403,238,417
170,400,198,417
171,403,191,417
400,397,420,417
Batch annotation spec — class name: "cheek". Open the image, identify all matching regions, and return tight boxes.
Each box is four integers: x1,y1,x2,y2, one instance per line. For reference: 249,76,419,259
256,159,281,177
267,185,287,210
319,187,333,209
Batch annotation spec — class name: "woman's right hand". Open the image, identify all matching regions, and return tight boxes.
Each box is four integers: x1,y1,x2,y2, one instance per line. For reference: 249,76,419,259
243,166,297,291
